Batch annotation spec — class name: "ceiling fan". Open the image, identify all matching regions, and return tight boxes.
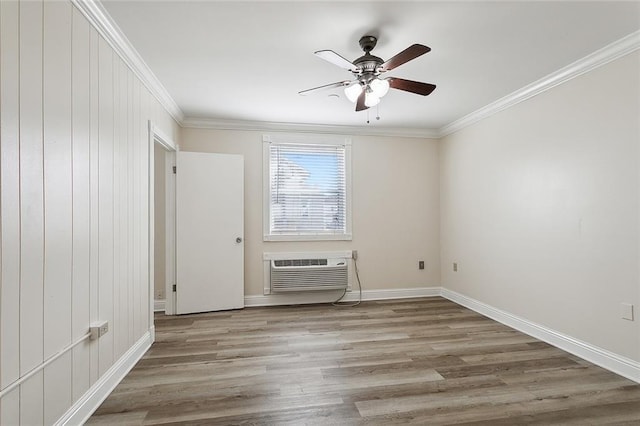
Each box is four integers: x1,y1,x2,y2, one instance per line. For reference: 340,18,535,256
299,35,436,112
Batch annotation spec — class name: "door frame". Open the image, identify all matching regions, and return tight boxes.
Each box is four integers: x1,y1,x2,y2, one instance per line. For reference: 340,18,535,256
148,121,178,325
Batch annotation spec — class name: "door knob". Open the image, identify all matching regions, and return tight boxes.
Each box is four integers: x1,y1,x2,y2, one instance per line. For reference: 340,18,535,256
236,237,243,243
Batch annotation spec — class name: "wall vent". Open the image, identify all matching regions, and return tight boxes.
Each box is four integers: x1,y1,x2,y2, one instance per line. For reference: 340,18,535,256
273,258,328,267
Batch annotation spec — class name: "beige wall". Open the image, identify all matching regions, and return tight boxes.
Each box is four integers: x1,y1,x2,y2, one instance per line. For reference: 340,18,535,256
154,144,167,300
0,1,180,423
180,129,441,297
440,51,640,361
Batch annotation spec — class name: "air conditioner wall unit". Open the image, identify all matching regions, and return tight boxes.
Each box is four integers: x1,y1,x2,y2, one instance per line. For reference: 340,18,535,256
263,251,352,294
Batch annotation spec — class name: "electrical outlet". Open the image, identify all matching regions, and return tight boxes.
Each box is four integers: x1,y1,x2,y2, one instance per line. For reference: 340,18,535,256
621,303,634,321
453,262,458,272
418,261,425,270
352,250,358,260
89,321,109,340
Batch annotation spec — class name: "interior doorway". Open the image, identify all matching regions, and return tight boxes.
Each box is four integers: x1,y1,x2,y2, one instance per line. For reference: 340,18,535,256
149,122,177,318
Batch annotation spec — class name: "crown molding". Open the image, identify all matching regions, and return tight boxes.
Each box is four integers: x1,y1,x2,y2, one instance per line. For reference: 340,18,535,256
71,0,185,124
181,117,440,139
439,30,640,137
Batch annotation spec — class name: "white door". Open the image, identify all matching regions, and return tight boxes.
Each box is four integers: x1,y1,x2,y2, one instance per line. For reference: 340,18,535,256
176,151,244,314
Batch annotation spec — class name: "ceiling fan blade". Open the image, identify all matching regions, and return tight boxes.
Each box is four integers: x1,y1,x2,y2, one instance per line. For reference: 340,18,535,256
388,78,436,96
298,81,351,96
355,90,368,111
381,44,431,71
314,50,356,70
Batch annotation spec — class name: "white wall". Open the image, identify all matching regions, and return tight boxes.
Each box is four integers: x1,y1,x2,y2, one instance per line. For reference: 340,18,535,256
440,51,640,361
0,1,179,424
180,129,441,298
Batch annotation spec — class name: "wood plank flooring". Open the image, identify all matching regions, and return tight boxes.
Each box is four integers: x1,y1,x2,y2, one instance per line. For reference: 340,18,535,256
88,297,640,425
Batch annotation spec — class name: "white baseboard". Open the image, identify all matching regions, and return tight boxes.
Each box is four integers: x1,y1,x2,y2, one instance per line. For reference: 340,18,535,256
440,288,640,384
154,298,166,312
55,328,155,425
352,287,442,301
244,287,441,307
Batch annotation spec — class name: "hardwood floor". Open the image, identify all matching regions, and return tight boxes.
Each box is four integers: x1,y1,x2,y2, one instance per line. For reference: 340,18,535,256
88,297,640,425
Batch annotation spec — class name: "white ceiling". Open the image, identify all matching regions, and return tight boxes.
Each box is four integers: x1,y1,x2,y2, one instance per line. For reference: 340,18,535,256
101,1,640,131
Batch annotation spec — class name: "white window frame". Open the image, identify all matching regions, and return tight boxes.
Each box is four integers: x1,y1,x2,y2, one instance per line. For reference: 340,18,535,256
263,133,352,241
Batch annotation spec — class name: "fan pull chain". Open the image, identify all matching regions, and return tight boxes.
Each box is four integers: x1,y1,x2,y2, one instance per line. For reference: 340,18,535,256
365,105,381,124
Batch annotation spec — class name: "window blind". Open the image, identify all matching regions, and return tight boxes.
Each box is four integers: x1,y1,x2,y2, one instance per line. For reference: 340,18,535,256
269,143,346,235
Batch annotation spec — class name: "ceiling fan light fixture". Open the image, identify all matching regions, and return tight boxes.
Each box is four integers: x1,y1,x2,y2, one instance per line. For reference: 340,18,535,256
344,82,363,103
370,78,390,98
364,92,380,107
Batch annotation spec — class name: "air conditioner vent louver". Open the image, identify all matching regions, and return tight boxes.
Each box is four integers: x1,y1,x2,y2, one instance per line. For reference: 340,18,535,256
270,257,348,292
273,258,328,267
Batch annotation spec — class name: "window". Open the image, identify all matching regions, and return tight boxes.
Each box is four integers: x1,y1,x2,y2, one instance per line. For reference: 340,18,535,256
263,134,352,241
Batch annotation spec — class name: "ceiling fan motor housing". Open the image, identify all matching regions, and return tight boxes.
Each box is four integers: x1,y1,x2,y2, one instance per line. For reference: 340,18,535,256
354,36,384,80
354,55,383,72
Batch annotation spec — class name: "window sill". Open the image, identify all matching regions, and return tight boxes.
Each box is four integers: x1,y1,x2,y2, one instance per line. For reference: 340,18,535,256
264,233,352,242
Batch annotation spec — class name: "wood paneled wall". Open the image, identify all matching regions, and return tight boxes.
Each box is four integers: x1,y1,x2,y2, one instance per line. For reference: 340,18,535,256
0,1,179,424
